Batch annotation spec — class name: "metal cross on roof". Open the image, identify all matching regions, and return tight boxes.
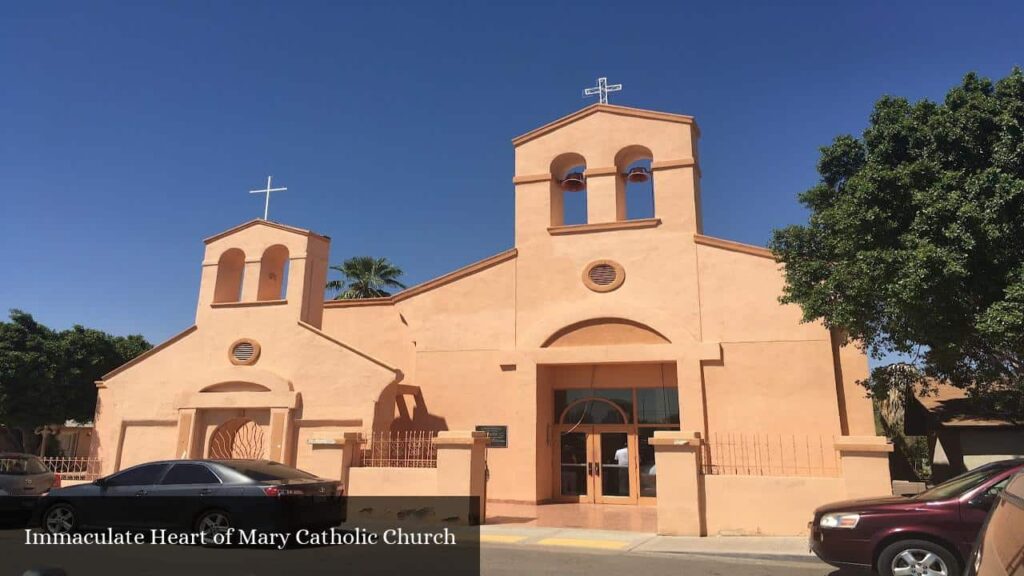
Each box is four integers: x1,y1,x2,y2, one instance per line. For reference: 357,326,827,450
249,175,287,220
583,77,622,105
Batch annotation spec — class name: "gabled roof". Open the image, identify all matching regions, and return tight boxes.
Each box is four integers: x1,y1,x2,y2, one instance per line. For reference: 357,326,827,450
512,103,698,147
203,219,330,245
911,382,1021,428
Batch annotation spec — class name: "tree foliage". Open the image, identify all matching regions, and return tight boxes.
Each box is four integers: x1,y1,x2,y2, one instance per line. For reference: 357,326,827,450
0,310,152,449
326,257,407,299
770,69,1024,418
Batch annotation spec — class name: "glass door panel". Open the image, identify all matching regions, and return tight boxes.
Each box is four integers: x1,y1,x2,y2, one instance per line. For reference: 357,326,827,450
559,432,589,499
597,432,631,500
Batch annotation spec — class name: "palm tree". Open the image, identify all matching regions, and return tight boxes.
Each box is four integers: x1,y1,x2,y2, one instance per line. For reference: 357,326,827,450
326,257,407,299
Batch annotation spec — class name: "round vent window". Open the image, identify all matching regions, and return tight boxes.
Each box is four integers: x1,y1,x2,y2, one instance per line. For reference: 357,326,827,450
582,260,625,292
229,339,260,365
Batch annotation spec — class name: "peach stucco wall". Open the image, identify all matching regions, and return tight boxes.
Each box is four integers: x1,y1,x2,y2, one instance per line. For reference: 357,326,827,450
703,475,846,535
92,105,887,521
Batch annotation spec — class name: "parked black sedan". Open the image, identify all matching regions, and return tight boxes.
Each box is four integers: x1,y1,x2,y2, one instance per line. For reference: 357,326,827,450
36,459,344,538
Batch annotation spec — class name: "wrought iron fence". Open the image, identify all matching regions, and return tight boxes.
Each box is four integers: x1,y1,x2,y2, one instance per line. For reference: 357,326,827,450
41,457,102,480
358,430,438,468
701,432,840,477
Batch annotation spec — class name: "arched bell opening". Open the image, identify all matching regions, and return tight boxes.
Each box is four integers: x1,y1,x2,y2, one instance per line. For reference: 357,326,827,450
213,248,246,303
549,152,588,226
257,244,290,301
614,145,655,221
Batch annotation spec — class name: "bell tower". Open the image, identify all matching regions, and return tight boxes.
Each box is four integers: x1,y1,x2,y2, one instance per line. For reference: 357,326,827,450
195,220,330,328
511,104,701,248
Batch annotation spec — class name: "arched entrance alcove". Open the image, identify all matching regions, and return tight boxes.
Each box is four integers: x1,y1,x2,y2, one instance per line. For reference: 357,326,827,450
208,417,266,459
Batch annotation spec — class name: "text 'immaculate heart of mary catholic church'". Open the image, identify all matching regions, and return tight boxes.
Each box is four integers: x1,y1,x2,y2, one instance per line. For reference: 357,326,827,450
91,103,893,535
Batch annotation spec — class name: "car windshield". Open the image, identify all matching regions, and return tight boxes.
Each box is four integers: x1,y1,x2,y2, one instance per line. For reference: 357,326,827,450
218,461,318,482
914,464,1010,500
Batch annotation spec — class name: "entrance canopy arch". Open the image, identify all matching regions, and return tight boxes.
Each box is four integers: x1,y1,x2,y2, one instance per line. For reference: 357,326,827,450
541,317,671,348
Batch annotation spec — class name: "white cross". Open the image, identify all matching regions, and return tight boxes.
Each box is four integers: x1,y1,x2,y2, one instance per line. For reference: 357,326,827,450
249,176,287,220
583,77,622,104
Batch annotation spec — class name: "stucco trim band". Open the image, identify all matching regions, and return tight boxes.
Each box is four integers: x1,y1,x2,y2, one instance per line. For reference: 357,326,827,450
512,173,551,185
834,436,894,453
210,299,288,309
693,234,776,260
174,390,298,410
296,321,403,376
99,325,199,382
512,103,697,146
548,218,661,236
649,430,702,447
651,158,697,171
324,249,519,308
204,219,329,244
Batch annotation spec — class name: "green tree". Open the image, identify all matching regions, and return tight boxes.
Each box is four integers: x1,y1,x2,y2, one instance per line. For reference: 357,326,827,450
0,310,152,452
326,257,407,299
0,310,60,451
770,69,1024,419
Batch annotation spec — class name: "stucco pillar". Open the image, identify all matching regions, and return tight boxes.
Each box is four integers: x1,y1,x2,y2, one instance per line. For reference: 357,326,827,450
585,169,620,223
240,261,261,302
830,331,877,436
650,430,704,536
836,436,893,499
174,409,199,459
676,359,708,437
268,408,294,464
435,431,489,524
339,432,363,494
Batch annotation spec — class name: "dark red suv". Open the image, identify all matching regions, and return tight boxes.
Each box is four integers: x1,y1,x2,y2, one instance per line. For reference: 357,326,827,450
810,459,1024,576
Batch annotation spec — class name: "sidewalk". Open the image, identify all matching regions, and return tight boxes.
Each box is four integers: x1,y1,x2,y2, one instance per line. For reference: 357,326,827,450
480,524,815,561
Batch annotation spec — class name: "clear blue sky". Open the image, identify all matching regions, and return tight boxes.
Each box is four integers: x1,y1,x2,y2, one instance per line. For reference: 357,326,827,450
2,1,1021,345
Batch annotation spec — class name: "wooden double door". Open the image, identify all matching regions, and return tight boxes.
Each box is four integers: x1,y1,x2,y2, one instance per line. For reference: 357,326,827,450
554,425,638,504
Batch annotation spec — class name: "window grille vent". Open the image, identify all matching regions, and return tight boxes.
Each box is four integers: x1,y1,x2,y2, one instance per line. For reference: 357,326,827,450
582,260,625,292
588,264,617,286
231,341,257,364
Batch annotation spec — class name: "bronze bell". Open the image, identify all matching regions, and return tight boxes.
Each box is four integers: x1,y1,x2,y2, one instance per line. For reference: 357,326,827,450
626,166,650,183
560,172,586,192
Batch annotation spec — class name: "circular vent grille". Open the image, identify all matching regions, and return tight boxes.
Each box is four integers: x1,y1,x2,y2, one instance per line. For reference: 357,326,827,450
582,260,625,292
588,264,617,286
229,339,260,365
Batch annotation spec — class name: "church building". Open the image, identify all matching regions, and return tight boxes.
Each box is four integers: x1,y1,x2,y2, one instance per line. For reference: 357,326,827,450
92,103,890,531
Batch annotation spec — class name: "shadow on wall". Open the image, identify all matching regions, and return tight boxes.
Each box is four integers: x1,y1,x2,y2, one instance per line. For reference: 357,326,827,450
388,384,448,432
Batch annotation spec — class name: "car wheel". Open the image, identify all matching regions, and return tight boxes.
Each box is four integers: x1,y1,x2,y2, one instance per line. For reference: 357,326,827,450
194,509,232,542
43,503,76,535
878,539,959,576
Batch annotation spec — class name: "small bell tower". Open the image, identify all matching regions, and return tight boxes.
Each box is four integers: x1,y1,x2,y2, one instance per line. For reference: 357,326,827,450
195,220,330,328
511,104,701,247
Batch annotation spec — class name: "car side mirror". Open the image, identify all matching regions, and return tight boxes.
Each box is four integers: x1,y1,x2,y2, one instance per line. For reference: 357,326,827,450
93,478,108,488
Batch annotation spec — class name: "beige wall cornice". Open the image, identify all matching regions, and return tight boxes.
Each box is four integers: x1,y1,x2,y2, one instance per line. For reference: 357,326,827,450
651,158,696,171
297,321,402,376
694,234,776,260
512,104,698,146
324,249,518,308
174,390,299,410
548,218,661,236
210,299,287,309
203,219,330,245
512,173,551,185
584,166,618,177
834,436,894,453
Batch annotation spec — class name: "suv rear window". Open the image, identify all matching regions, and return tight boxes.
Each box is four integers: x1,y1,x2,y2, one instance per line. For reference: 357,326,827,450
219,461,317,481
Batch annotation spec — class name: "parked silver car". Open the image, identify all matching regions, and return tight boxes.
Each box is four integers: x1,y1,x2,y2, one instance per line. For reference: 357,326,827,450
0,453,58,497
